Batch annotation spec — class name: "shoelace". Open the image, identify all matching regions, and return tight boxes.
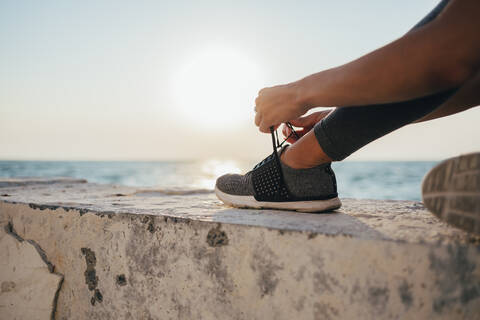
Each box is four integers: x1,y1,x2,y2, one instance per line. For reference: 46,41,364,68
253,123,300,170
271,122,299,152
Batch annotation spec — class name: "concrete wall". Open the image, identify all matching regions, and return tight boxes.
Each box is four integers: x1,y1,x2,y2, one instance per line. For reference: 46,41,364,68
0,178,479,319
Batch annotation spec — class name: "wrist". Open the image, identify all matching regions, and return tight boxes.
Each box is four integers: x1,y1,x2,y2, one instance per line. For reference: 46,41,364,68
295,69,337,109
294,75,319,112
285,81,310,115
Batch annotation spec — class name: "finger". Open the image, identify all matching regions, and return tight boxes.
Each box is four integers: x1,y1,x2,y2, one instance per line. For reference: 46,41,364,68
313,109,334,122
255,112,262,127
286,136,299,144
289,115,315,127
259,121,270,133
258,87,268,95
259,115,276,133
282,124,291,138
286,128,309,143
295,128,310,137
289,111,330,127
286,128,310,143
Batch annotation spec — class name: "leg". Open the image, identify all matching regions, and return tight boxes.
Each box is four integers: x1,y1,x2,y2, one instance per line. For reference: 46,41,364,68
214,0,462,212
314,88,457,161
282,0,455,168
281,88,457,168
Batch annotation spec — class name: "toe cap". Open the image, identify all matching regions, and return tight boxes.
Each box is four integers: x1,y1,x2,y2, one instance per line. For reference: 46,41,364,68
215,173,254,196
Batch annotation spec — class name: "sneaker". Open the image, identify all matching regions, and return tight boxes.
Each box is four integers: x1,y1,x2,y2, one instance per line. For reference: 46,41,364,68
422,152,480,235
215,125,341,212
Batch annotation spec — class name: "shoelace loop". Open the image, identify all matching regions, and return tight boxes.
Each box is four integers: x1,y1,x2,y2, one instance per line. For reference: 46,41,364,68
253,123,300,170
271,122,299,151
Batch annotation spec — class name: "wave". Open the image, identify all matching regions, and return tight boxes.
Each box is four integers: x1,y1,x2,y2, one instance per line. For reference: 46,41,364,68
134,188,214,196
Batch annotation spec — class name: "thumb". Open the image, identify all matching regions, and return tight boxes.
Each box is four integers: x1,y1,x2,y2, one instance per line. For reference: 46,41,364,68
289,114,317,128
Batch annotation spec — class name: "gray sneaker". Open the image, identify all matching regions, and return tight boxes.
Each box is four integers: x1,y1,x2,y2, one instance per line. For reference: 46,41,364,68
422,152,480,235
215,125,341,212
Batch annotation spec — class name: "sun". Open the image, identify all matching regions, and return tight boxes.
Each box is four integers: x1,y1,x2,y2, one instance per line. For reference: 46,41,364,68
171,46,265,129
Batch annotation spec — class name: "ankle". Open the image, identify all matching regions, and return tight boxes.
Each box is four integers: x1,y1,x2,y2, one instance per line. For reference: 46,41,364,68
278,129,333,169
280,146,330,169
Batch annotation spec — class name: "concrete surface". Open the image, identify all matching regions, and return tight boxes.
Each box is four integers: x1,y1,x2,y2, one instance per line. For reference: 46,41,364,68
0,177,479,319
0,220,63,320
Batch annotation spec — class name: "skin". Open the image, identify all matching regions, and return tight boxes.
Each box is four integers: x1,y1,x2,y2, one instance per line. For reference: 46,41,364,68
415,69,480,123
282,67,480,168
253,0,480,169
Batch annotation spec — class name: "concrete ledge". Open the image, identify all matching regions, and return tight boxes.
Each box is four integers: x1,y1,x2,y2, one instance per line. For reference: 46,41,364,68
0,178,479,319
0,221,63,319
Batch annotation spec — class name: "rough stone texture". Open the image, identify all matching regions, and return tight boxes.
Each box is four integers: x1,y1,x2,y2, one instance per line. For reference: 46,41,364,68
0,221,63,320
0,177,479,319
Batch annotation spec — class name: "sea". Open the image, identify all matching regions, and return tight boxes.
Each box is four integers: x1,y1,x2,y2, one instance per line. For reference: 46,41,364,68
0,160,438,201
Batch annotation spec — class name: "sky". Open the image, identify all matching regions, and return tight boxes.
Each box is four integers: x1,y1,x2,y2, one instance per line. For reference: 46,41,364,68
1,0,479,161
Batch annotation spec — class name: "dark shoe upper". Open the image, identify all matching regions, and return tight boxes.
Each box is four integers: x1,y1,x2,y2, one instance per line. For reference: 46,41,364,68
215,158,338,200
216,126,338,201
280,161,337,199
215,172,255,196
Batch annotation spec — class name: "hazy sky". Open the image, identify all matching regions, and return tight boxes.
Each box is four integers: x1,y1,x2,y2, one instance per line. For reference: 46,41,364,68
1,0,478,161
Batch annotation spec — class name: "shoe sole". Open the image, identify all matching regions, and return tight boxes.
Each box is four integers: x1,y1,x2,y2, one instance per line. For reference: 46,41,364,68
422,152,480,235
215,186,342,213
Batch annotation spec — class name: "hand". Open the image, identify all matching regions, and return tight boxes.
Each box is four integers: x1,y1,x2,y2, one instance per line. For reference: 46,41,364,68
254,82,308,133
282,109,334,143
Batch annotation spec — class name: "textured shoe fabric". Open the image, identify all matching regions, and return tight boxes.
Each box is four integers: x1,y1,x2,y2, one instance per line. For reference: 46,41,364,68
215,172,254,196
215,162,337,200
280,162,337,199
422,152,480,235
215,126,341,212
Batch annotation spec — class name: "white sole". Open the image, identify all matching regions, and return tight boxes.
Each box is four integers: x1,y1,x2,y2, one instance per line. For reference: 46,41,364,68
215,186,341,213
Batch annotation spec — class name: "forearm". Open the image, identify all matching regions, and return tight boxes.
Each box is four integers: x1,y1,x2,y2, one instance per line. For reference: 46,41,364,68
296,0,480,109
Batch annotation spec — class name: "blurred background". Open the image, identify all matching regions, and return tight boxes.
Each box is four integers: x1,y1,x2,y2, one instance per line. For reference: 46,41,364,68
1,0,479,200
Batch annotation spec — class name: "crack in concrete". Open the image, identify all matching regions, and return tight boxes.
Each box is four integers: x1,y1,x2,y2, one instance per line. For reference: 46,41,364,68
4,221,65,320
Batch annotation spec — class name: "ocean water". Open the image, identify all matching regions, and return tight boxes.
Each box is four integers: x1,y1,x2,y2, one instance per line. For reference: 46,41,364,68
0,160,438,201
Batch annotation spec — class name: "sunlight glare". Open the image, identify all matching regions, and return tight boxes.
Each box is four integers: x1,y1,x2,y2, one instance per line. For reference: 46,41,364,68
171,46,265,129
195,159,243,189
